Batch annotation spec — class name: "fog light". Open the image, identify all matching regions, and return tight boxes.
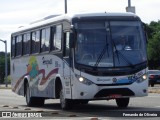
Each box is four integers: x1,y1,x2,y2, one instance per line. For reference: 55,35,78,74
80,92,84,96
143,89,147,93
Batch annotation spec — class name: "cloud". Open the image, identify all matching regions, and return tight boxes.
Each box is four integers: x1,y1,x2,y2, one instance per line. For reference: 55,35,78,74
1,0,160,52
67,0,127,13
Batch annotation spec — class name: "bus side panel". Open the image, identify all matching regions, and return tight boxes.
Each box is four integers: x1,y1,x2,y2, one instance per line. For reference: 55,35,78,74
27,55,63,98
62,60,73,99
11,58,27,96
11,54,73,99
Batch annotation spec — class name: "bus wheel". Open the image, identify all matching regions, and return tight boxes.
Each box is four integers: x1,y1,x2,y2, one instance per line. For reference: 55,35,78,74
25,83,34,106
151,83,154,87
78,100,89,104
116,98,129,108
35,97,45,106
60,88,72,110
25,83,44,106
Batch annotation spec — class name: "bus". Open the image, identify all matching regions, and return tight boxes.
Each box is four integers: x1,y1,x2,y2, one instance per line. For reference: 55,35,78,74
11,12,148,110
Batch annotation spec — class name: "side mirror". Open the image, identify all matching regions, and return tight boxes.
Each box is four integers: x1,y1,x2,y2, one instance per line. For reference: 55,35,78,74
69,33,74,48
142,22,148,44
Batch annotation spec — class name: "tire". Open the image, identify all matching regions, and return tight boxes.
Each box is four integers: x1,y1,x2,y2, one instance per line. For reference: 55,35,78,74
25,83,44,107
60,88,73,110
116,98,129,108
78,100,89,104
151,83,154,87
35,97,45,106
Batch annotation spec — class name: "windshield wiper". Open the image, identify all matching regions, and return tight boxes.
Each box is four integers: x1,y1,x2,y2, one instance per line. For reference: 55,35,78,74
116,50,134,68
94,35,109,68
112,39,120,65
112,38,134,68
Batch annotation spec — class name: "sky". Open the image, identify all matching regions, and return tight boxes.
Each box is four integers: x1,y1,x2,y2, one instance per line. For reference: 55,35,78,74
0,0,160,52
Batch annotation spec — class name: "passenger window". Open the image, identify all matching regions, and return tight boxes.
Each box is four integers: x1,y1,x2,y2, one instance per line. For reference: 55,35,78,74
41,28,50,52
23,33,30,55
54,25,62,50
31,31,40,54
11,37,16,57
16,35,22,56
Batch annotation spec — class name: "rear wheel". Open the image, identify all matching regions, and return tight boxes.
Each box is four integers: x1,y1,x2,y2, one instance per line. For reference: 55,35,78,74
151,83,154,87
78,100,89,104
25,83,44,107
116,98,129,108
60,88,73,110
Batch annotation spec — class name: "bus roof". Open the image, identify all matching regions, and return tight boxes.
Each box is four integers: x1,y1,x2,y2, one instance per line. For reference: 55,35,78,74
72,12,138,18
12,12,140,34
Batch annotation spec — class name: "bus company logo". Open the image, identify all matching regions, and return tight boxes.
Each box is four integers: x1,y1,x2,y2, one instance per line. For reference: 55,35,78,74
27,56,39,79
42,57,52,67
112,78,117,83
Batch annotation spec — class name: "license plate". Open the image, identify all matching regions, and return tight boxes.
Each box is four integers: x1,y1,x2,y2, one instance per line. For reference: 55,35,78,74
109,94,122,98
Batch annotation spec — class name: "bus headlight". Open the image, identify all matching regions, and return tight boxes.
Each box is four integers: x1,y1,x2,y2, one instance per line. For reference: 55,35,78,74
136,74,147,83
142,74,147,80
77,76,94,86
79,77,84,82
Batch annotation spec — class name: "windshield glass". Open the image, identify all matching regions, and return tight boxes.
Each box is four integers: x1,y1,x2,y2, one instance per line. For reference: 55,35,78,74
74,21,147,68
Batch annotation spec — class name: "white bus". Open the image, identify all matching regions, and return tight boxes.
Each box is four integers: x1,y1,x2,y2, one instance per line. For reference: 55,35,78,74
11,13,148,110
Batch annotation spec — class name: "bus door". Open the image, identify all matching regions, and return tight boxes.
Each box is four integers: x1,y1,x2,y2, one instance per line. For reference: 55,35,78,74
62,32,72,98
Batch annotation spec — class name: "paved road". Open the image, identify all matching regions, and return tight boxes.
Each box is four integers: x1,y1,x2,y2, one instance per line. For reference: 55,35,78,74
0,89,160,119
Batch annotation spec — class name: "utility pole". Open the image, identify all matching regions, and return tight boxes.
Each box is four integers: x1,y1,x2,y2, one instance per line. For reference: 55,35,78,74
126,0,136,13
128,0,131,7
0,39,8,87
65,0,67,14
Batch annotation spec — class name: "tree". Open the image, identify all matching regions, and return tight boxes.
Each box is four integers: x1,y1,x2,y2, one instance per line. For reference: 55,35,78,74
146,20,160,69
148,32,160,61
0,52,10,83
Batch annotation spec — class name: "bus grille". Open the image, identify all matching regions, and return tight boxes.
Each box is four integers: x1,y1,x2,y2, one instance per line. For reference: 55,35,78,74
94,88,135,98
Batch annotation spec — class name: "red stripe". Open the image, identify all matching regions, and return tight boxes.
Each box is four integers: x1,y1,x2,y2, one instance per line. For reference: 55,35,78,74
39,68,59,85
13,68,59,92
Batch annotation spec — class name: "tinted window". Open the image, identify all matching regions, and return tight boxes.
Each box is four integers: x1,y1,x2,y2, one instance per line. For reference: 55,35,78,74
16,35,22,56
31,31,40,54
11,37,16,57
54,25,62,50
23,33,30,55
41,28,50,52
51,27,55,50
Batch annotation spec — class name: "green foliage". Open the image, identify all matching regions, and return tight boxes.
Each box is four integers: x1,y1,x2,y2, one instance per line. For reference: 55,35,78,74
0,52,10,83
146,20,160,69
148,32,160,60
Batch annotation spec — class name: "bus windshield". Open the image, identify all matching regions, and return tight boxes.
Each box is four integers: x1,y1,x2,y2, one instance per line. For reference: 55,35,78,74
74,21,147,68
